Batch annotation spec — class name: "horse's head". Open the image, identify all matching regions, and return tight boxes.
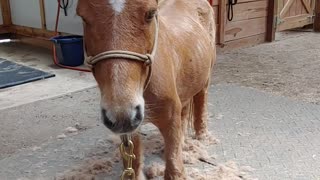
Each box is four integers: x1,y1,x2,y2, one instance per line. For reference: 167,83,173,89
77,0,158,134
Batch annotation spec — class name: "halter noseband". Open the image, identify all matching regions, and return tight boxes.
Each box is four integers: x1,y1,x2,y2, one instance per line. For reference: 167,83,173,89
86,15,159,91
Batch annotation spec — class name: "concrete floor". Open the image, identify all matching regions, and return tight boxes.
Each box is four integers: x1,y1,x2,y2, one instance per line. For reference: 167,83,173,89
210,85,320,180
214,30,320,104
0,31,320,179
0,43,96,110
1,85,319,180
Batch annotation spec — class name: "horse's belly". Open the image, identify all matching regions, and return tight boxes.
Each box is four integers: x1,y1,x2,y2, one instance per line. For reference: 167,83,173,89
176,41,213,101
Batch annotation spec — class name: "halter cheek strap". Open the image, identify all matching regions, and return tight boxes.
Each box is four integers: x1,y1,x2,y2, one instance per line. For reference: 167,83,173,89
85,15,159,91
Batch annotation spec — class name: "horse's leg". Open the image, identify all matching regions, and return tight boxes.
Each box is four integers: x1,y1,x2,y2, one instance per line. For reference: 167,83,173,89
133,134,146,180
193,83,210,139
157,100,185,180
181,101,191,146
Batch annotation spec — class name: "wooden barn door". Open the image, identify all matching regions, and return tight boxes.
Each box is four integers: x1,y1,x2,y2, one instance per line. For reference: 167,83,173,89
276,0,315,31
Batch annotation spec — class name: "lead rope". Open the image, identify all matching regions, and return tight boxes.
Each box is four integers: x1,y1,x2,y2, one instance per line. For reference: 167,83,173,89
120,135,136,180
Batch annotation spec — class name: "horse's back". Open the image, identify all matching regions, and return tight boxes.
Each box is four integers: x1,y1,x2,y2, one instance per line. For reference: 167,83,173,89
159,0,215,44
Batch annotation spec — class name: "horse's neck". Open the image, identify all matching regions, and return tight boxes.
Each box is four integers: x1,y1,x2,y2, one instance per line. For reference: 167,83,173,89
157,17,172,51
158,0,182,13
155,17,181,69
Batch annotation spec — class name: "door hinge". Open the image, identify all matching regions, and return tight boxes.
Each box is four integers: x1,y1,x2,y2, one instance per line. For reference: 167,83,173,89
308,15,315,20
274,16,283,26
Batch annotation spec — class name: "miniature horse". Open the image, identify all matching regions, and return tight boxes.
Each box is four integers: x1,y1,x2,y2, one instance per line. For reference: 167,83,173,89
77,0,216,179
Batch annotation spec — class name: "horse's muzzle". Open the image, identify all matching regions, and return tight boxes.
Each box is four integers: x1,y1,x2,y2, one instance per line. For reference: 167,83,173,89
101,106,143,134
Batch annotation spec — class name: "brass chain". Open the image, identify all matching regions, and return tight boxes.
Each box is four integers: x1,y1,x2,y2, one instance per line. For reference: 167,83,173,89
120,135,136,180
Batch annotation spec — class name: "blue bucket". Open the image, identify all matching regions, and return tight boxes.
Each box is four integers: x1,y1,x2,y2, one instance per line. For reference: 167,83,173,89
50,35,84,67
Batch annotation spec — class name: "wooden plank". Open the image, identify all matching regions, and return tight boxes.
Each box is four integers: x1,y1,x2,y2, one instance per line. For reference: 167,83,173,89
278,14,313,30
0,25,10,34
289,0,297,17
301,0,312,13
280,14,312,23
300,0,307,14
218,33,266,50
278,0,284,15
225,17,267,41
15,35,52,49
225,0,268,22
218,0,226,44
314,0,320,32
215,23,219,41
280,0,295,18
295,0,303,16
11,25,56,38
223,0,267,5
213,6,219,24
0,0,12,26
266,0,277,42
311,0,315,12
39,0,47,30
212,0,218,6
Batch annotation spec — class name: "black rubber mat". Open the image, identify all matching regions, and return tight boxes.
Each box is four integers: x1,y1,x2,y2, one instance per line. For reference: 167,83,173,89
0,58,55,89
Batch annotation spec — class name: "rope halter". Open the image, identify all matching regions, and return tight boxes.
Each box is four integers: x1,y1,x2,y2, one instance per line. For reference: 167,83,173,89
86,15,159,91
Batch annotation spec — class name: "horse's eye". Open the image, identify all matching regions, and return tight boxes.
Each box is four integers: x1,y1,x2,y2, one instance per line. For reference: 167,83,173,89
145,10,156,23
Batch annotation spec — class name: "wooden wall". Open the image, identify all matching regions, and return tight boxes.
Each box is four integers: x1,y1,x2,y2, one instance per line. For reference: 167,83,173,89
280,0,315,18
217,0,269,49
44,0,83,35
0,0,11,34
4,0,81,38
276,0,315,31
0,3,3,25
315,0,320,31
0,0,271,49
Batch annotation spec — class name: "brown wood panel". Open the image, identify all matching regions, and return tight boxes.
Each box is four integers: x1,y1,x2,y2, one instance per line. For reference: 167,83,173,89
223,0,266,5
219,33,266,50
213,5,219,23
0,25,10,34
277,14,313,30
226,0,268,22
314,0,320,31
0,0,12,26
278,0,284,14
296,0,303,15
301,0,306,14
219,0,226,44
267,0,277,42
288,0,297,17
39,0,47,30
11,25,55,38
15,35,52,49
214,23,220,44
225,17,267,41
212,0,218,6
311,0,315,13
277,0,314,31
302,0,312,13
280,0,295,18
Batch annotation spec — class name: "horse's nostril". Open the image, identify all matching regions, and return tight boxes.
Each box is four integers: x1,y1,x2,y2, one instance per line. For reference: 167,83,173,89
101,106,143,133
135,105,143,121
101,108,114,128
